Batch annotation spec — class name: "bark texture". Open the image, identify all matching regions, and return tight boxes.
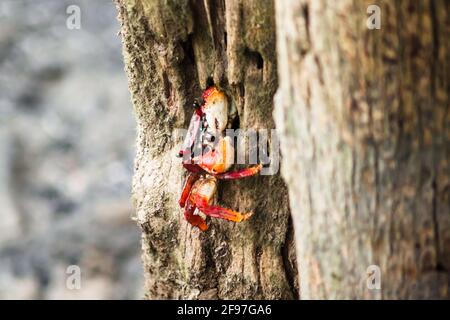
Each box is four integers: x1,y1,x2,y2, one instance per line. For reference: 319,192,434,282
275,0,450,298
116,0,297,299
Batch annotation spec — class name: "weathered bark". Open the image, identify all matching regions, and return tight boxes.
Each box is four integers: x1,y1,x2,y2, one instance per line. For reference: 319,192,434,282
275,0,449,298
116,0,297,299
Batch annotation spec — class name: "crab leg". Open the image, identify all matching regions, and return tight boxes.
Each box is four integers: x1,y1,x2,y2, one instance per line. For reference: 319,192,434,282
178,108,203,157
199,204,253,222
184,202,208,231
215,164,262,180
192,196,253,223
182,163,205,174
178,173,200,208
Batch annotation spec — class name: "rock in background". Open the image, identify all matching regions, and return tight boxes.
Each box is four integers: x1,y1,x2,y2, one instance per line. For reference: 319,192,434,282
0,0,142,299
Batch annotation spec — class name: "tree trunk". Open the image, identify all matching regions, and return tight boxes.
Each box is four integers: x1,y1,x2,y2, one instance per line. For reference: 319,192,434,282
274,0,449,299
115,0,297,299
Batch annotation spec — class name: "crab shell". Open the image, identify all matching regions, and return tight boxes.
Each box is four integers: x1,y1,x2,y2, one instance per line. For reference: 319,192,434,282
194,135,235,174
209,136,235,174
201,87,228,134
189,175,217,205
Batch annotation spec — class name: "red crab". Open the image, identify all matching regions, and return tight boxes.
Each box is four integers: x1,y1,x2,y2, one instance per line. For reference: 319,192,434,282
177,86,262,231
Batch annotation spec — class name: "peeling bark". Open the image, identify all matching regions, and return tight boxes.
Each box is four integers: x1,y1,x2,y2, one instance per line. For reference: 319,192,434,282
116,0,297,299
275,0,450,299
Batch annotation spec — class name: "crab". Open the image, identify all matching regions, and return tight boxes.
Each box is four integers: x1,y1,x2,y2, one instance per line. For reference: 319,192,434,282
177,86,262,231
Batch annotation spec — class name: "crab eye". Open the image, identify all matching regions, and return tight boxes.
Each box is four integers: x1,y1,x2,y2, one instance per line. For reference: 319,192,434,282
193,100,200,109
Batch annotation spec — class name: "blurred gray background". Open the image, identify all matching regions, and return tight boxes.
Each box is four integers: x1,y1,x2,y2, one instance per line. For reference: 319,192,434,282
0,0,143,299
